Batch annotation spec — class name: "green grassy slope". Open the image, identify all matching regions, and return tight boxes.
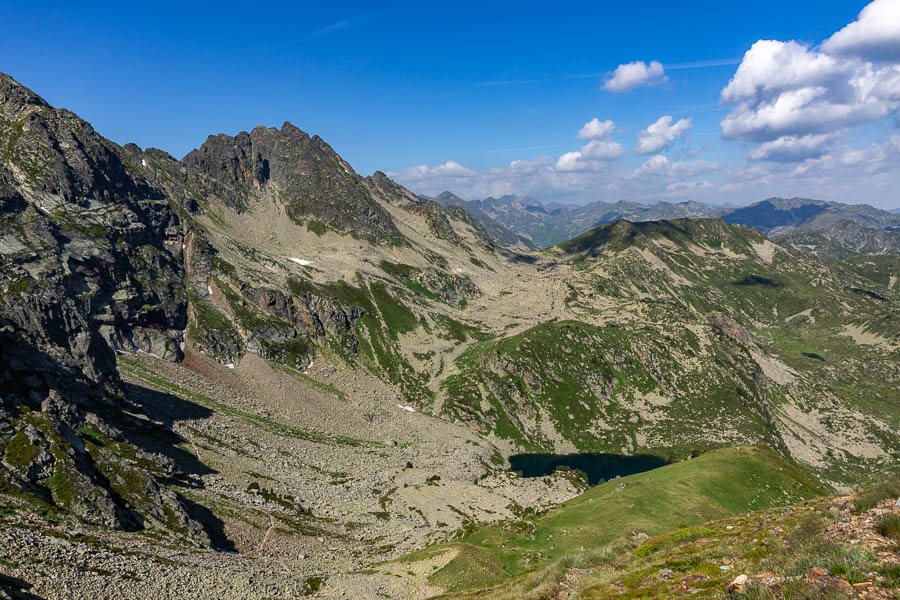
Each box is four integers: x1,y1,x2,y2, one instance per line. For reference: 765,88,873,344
397,446,825,595
441,320,781,458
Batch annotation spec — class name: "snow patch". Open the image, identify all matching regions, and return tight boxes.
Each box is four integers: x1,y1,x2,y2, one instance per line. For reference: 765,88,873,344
207,284,213,296
289,257,312,266
225,363,235,370
397,404,416,413
141,158,148,167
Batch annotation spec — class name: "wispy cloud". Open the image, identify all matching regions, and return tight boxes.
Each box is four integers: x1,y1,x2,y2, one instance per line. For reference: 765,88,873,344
229,14,361,53
474,78,545,87
309,19,351,39
665,58,741,70
667,102,733,115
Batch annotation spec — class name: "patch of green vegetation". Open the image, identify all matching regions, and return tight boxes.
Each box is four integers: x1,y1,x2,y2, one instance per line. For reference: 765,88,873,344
379,487,396,512
43,461,77,509
0,475,63,522
304,576,326,595
2,431,39,469
306,219,328,236
853,474,900,514
379,260,442,302
214,278,292,333
433,314,490,344
876,513,900,545
78,425,163,475
210,255,237,278
280,334,312,369
190,297,232,331
633,526,717,556
5,275,34,299
370,282,419,338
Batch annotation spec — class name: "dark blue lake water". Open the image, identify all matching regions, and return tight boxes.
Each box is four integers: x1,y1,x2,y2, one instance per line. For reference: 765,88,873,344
508,453,671,486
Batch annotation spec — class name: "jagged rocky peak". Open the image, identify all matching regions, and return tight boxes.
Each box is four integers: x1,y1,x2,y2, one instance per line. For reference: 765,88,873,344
434,190,466,204
367,169,419,203
182,121,403,243
0,73,157,209
0,73,207,544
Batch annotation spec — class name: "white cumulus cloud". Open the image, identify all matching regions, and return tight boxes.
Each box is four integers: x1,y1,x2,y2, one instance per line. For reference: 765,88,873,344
577,118,616,139
720,4,900,145
397,161,475,180
747,133,837,162
636,116,692,154
822,0,900,61
556,118,624,170
603,60,666,92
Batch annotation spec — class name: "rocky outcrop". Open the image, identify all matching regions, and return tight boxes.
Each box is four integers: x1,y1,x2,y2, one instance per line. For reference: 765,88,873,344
0,73,206,544
183,124,404,243
707,312,753,345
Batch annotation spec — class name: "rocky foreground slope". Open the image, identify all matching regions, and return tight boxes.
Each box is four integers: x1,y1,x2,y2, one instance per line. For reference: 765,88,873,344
0,72,898,598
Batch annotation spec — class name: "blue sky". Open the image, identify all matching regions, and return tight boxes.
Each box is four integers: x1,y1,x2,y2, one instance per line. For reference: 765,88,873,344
2,1,899,207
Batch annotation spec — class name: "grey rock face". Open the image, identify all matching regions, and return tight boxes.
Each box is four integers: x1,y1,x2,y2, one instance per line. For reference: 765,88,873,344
0,73,206,544
182,123,403,243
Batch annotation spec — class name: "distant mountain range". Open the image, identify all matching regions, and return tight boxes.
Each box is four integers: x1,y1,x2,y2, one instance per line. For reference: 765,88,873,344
430,192,900,250
773,220,900,261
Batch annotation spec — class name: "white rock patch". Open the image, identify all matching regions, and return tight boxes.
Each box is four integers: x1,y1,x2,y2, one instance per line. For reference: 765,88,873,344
397,404,415,413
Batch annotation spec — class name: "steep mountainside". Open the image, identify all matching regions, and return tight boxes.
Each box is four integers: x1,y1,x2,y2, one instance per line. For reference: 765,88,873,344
1,72,898,599
440,218,899,484
0,73,209,544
